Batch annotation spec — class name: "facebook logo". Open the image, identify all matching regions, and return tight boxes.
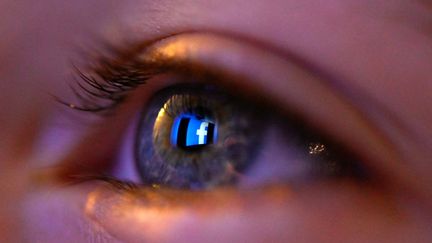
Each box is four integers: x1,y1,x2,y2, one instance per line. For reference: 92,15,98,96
171,114,216,148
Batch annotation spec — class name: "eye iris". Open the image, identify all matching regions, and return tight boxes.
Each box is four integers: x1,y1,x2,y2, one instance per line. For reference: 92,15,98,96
135,87,262,190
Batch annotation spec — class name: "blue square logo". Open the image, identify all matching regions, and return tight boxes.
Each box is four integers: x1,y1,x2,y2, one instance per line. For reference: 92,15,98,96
171,114,216,148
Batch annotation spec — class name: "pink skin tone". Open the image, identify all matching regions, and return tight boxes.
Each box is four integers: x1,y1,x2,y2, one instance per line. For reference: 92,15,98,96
1,0,432,242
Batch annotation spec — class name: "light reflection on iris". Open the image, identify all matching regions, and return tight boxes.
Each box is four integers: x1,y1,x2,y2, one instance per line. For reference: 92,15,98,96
170,114,217,149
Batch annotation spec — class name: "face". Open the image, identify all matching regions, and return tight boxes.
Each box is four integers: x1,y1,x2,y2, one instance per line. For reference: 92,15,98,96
1,0,432,242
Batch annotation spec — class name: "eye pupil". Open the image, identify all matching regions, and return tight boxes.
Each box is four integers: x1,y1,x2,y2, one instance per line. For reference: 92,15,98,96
171,114,217,149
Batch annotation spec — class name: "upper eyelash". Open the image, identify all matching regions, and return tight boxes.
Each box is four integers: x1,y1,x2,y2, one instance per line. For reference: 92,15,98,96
59,42,164,114
61,32,239,115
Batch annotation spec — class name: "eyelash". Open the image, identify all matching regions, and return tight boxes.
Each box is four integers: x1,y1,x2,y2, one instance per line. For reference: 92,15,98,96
59,43,163,114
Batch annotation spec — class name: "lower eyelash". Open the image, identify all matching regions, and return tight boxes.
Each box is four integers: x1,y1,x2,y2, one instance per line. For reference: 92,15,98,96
66,173,139,192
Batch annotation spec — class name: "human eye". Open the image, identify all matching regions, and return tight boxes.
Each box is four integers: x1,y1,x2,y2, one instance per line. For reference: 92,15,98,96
60,32,370,188
28,33,415,242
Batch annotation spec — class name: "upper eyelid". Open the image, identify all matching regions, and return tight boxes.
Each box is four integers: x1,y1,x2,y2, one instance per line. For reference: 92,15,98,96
64,31,214,114
70,32,372,144
64,30,305,114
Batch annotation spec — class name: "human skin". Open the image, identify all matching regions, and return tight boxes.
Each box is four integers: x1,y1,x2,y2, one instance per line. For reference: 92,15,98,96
1,0,432,242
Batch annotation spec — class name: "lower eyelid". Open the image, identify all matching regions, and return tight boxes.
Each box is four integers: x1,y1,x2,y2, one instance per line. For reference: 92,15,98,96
81,180,410,242
24,176,427,242
84,182,295,241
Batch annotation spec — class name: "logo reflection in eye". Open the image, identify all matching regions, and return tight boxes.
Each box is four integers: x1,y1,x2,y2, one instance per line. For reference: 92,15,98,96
171,114,217,149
